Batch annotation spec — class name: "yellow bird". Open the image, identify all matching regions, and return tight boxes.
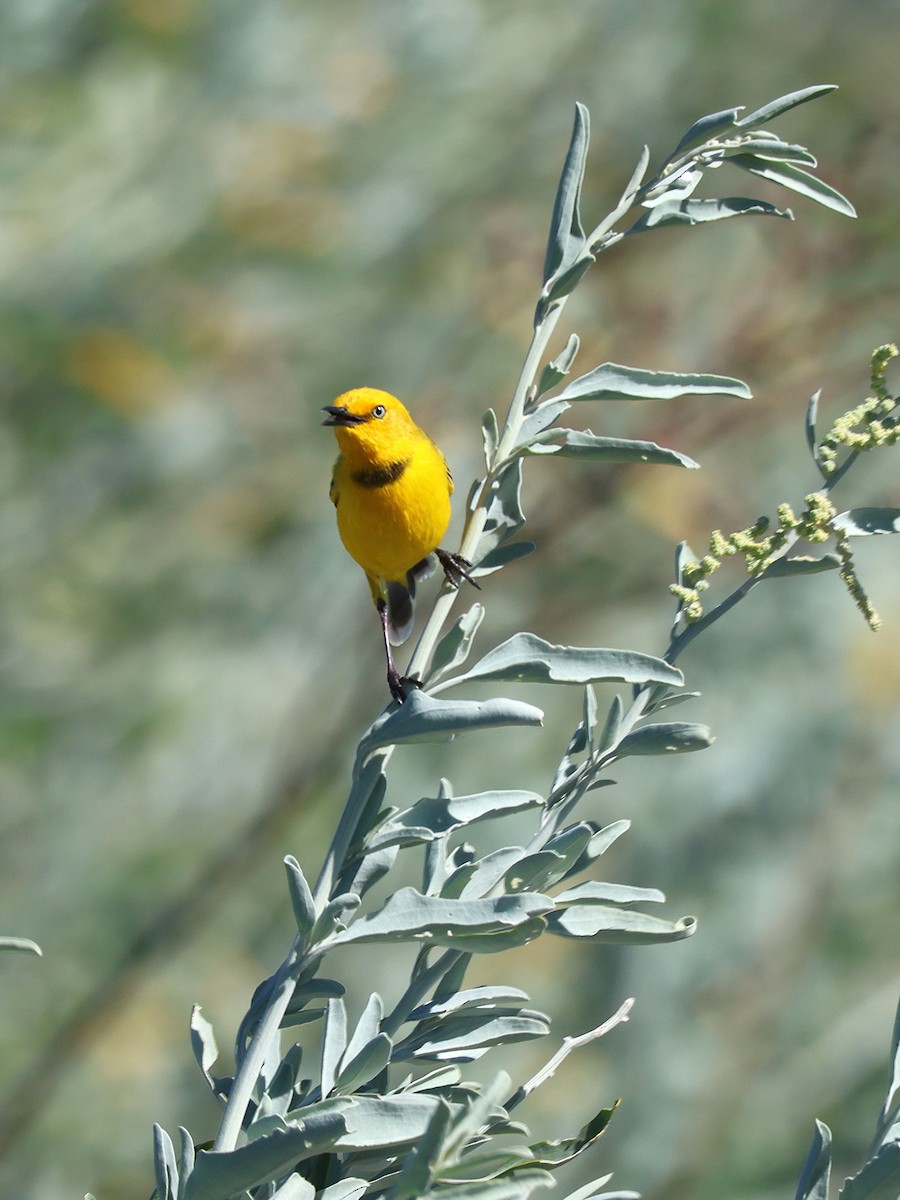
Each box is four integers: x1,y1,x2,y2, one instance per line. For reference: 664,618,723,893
323,387,479,704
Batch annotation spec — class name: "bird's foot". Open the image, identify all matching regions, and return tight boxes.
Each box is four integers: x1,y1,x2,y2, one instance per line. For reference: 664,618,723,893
435,548,481,591
387,669,422,705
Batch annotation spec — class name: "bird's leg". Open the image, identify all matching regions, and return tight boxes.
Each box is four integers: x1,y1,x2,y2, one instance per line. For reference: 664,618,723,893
435,548,481,591
377,599,420,704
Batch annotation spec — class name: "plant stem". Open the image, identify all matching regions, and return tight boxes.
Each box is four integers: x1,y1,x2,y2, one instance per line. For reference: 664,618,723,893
313,746,393,908
214,747,392,1152
213,940,306,1152
406,303,565,685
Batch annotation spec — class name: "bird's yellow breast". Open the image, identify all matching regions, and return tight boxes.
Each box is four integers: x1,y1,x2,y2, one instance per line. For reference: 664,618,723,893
331,429,453,584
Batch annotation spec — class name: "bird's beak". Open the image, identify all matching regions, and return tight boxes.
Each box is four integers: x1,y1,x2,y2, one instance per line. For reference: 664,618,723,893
322,405,366,427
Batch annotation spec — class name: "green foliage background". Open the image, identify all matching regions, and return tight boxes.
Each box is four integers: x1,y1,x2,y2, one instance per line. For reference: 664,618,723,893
0,2,898,1198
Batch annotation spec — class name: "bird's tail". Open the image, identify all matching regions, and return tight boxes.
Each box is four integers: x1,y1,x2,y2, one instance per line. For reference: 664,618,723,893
386,555,436,645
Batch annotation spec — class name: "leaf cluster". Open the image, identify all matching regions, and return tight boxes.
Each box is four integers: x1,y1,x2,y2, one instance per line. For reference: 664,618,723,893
669,345,900,637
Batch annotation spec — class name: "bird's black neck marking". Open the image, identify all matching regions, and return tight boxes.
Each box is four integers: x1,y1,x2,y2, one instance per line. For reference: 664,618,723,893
352,457,410,489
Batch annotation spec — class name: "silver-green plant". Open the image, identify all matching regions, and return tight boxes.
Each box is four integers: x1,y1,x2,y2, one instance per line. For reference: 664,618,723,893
137,86,899,1200
794,995,900,1200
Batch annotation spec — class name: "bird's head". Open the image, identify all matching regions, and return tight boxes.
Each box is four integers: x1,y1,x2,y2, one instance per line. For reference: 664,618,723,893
322,388,417,462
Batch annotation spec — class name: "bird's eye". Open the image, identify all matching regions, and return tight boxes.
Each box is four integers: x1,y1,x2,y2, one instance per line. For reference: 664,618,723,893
372,404,386,419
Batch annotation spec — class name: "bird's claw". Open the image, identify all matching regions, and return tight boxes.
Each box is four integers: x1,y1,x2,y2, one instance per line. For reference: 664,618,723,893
388,670,422,705
435,549,481,591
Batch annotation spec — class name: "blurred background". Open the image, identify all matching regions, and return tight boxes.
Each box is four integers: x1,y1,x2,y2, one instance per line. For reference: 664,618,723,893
1,1,898,1197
